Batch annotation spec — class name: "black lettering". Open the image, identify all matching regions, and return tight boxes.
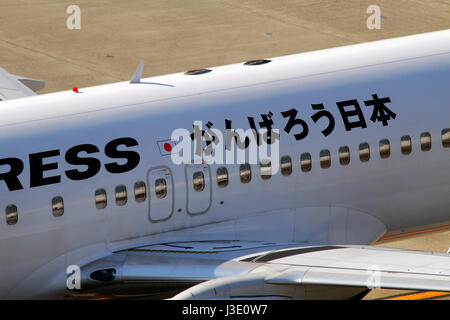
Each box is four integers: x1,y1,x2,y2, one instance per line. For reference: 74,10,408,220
336,99,367,131
29,150,61,188
0,157,24,191
281,108,309,140
104,137,140,174
65,144,101,180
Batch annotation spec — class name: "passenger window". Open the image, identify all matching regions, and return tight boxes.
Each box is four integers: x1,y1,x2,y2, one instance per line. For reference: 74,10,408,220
359,143,370,162
379,139,390,159
338,146,350,166
300,152,312,172
155,178,167,198
280,156,292,176
216,167,228,188
5,204,18,225
115,185,127,206
319,149,331,169
134,181,147,202
52,196,64,217
240,163,251,183
400,135,412,155
442,129,450,148
193,172,205,192
95,189,107,210
260,160,272,180
420,132,431,151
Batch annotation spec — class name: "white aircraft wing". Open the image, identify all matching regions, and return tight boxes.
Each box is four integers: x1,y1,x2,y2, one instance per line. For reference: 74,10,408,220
0,66,44,101
74,242,450,299
173,245,450,299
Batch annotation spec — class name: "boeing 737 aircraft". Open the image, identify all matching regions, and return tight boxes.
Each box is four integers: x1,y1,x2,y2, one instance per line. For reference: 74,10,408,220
0,30,449,300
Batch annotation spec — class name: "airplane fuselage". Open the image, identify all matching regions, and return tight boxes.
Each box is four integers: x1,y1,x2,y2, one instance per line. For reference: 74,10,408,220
0,30,449,298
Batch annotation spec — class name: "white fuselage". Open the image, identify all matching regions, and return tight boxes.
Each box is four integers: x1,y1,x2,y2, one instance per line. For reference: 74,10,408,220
0,30,449,298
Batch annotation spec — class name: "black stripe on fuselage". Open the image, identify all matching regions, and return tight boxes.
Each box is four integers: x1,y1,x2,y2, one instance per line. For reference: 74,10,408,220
241,246,344,263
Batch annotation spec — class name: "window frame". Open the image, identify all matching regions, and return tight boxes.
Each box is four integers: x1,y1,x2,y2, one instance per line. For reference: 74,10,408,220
359,142,370,162
239,163,252,183
193,171,205,192
280,155,292,176
319,149,331,169
155,178,167,199
216,167,229,188
134,181,147,202
338,146,350,166
95,189,107,210
115,184,128,206
420,132,432,152
5,204,18,225
379,139,390,159
442,128,450,148
52,196,64,217
300,152,312,172
400,135,412,155
259,160,272,180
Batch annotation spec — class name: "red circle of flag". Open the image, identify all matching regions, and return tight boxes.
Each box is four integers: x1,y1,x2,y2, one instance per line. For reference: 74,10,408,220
163,143,172,152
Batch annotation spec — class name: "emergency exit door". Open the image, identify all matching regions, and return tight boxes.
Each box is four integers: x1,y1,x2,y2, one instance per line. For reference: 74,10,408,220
148,166,174,221
185,164,211,215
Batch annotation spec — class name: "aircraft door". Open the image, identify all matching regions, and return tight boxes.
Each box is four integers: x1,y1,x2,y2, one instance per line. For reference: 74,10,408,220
147,166,174,222
185,164,211,215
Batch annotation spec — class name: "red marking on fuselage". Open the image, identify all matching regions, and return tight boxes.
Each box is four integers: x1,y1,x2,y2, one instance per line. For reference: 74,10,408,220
164,143,172,152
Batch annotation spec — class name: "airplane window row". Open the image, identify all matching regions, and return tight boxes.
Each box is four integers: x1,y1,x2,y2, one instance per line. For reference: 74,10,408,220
93,172,211,211
5,196,66,226
4,129,449,225
3,181,149,225
225,129,450,183
95,181,147,210
93,170,212,211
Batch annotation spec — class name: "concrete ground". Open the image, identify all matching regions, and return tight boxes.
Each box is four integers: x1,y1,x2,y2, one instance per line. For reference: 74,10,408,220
1,0,449,94
0,0,449,299
364,229,450,300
